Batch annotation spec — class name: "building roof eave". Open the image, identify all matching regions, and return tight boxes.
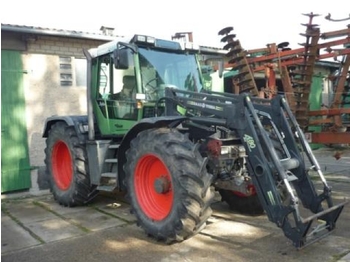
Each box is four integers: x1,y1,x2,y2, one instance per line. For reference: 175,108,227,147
1,24,119,41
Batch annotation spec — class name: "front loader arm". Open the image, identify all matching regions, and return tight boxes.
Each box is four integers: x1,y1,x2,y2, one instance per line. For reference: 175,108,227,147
162,87,348,248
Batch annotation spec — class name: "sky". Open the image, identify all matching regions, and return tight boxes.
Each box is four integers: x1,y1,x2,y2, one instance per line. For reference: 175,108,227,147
1,0,350,50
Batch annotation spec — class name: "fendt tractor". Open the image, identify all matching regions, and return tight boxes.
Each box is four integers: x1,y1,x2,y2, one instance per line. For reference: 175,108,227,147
42,34,348,248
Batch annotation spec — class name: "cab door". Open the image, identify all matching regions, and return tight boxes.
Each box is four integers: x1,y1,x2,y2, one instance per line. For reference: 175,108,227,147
93,54,138,136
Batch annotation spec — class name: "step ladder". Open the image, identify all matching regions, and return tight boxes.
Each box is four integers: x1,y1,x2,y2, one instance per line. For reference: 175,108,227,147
97,144,119,192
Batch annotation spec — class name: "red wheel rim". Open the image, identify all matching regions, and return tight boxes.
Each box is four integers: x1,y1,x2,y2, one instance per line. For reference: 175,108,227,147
52,141,73,190
135,154,173,221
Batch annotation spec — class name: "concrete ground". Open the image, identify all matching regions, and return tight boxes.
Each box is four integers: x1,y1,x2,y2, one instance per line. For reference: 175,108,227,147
1,147,350,262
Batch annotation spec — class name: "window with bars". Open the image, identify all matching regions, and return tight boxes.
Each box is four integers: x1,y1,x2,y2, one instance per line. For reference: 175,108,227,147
59,56,72,86
59,56,87,87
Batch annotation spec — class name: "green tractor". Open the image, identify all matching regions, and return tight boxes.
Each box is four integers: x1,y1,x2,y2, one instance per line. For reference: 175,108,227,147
43,34,347,248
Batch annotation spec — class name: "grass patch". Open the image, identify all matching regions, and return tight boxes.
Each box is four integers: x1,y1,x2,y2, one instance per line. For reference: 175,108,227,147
91,206,134,225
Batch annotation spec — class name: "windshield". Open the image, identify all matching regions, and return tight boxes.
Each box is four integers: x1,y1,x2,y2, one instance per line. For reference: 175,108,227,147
138,48,203,101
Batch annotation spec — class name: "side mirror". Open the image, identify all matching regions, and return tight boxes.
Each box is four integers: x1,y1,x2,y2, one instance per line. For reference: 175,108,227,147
114,48,129,69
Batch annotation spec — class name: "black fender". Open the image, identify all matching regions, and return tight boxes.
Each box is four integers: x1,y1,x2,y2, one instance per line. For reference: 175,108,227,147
42,115,88,138
117,116,188,190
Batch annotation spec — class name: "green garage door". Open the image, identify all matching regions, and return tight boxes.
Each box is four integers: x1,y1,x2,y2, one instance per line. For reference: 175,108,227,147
1,50,31,193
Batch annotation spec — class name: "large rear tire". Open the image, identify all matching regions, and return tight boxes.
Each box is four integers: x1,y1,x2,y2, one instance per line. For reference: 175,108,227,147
125,128,214,243
44,122,96,206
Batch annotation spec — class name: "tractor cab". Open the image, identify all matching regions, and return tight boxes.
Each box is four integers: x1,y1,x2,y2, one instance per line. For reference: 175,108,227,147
89,34,207,137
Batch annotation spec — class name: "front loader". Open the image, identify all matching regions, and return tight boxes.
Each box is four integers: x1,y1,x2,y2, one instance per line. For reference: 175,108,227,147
42,34,347,248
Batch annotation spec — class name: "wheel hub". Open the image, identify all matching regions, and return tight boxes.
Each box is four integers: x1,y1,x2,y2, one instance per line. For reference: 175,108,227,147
154,176,170,194
134,153,174,220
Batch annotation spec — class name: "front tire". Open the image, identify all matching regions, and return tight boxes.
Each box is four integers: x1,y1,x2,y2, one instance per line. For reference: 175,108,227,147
44,122,96,206
125,128,214,243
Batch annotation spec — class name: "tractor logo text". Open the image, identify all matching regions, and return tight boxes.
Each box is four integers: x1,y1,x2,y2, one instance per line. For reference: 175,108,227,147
187,101,223,111
243,134,256,151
